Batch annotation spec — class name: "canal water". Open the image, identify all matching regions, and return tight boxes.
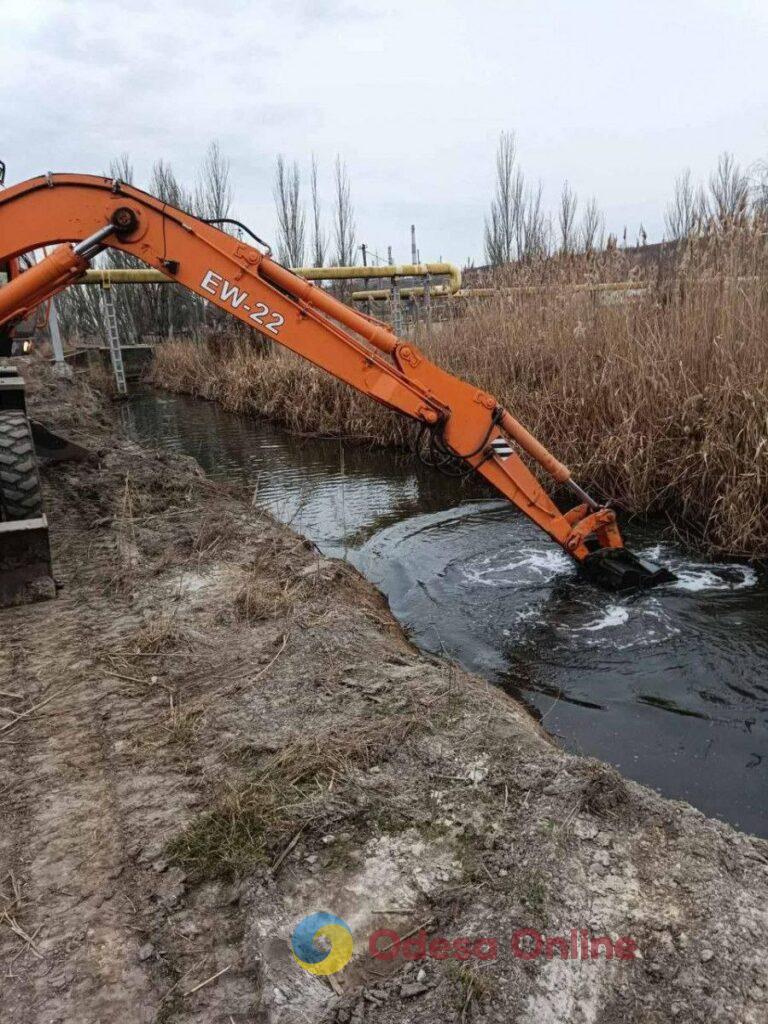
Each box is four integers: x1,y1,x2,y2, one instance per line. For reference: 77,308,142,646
120,391,768,837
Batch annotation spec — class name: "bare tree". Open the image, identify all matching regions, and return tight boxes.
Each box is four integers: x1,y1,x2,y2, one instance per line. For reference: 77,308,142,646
511,167,525,260
310,155,327,267
522,181,549,260
484,205,504,266
695,184,710,230
273,156,306,268
55,268,105,341
752,160,768,216
581,196,604,254
558,180,578,254
151,159,194,213
110,152,134,186
332,156,356,266
709,151,749,227
484,131,522,266
665,168,699,239
195,141,233,222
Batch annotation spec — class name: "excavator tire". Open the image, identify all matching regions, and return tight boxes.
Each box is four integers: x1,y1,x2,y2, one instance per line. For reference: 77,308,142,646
0,410,43,520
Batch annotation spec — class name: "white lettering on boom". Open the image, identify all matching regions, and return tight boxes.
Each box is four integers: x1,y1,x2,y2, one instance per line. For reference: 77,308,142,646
221,281,249,308
200,270,222,295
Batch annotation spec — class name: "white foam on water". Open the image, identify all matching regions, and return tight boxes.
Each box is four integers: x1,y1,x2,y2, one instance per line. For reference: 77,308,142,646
671,564,758,593
556,594,682,651
636,545,758,593
643,544,663,562
462,547,571,588
577,604,631,632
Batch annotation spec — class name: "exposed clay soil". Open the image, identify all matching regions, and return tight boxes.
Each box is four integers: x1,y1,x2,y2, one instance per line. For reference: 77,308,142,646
1,362,767,1023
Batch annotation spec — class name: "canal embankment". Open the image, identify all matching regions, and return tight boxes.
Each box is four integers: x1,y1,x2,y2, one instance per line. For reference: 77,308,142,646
2,360,767,1024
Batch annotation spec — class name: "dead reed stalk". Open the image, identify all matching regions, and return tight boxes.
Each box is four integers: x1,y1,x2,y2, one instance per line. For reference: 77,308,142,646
151,227,768,556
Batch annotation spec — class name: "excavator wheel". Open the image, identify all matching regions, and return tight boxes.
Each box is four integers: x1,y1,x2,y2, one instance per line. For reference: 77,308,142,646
0,409,43,520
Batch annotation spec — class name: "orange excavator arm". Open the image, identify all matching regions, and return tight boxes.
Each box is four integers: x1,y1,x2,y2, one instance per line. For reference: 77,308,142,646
0,173,670,588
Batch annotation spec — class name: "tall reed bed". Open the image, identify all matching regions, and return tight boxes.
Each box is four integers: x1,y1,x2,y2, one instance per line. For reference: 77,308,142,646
151,228,768,557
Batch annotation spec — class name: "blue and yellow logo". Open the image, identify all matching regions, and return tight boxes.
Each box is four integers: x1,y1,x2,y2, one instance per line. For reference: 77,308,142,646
291,912,353,975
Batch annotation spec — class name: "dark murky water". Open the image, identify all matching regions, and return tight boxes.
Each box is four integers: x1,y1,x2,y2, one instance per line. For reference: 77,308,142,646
120,391,768,837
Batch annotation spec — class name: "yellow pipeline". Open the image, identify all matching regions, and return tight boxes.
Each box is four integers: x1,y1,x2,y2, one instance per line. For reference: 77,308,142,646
353,279,650,302
351,284,458,300
82,269,171,284
302,262,461,291
352,284,457,301
80,261,461,293
348,263,461,301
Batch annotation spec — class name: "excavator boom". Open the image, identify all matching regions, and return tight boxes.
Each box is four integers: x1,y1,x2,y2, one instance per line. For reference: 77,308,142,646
0,174,671,589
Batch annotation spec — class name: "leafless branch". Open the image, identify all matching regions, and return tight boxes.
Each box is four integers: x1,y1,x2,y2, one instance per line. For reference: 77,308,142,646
558,180,578,254
332,156,356,267
273,156,306,268
310,155,327,268
484,131,524,265
581,196,604,254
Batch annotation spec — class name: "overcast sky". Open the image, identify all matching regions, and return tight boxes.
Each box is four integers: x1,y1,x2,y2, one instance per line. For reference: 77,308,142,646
3,1,767,265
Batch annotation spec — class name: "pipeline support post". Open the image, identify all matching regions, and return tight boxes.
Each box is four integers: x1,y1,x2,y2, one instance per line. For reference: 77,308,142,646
391,278,402,335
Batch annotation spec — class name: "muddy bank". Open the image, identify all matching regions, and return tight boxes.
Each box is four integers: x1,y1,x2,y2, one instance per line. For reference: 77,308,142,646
1,363,767,1023
120,387,768,839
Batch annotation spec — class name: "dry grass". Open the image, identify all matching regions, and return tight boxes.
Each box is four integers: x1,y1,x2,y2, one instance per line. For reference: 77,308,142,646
163,692,205,746
152,226,768,556
132,612,195,654
191,513,235,555
450,962,496,1015
234,572,298,623
167,718,418,880
232,537,309,623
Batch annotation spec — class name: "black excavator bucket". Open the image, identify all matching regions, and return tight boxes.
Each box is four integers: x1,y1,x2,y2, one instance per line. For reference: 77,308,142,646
580,547,676,591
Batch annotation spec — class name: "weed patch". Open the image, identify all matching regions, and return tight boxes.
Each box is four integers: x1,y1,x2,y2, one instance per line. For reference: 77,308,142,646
168,717,419,880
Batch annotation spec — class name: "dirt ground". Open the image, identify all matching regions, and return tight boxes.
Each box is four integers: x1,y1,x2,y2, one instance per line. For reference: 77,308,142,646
1,363,767,1023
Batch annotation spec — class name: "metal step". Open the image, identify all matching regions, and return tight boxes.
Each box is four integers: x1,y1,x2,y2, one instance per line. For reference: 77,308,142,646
101,287,127,394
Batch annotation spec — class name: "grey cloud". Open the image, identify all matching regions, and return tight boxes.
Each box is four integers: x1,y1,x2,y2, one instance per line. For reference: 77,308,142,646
2,0,767,263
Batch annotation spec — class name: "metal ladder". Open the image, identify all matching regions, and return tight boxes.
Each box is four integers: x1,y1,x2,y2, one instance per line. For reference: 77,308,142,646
101,285,127,395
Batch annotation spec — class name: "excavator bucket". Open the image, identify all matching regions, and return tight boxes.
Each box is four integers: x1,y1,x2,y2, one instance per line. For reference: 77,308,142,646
580,547,675,591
